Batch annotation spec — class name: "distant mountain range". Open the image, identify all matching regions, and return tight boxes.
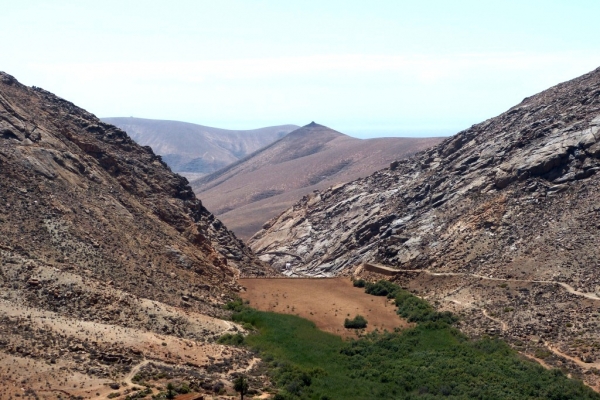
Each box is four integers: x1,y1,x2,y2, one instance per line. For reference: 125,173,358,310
192,122,443,239
102,117,298,180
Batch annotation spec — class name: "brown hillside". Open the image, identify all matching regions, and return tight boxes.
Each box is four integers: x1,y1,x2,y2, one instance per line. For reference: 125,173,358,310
192,122,443,239
0,72,271,398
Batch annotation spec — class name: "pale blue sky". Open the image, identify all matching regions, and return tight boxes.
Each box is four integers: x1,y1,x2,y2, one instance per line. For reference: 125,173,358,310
2,1,600,138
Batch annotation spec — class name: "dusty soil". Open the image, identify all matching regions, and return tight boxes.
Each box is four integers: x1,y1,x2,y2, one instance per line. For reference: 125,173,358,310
239,278,408,338
0,294,255,400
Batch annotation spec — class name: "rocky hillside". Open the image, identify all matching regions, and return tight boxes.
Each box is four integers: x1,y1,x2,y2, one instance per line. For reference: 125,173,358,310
0,72,271,397
250,67,600,387
103,117,298,180
193,122,442,239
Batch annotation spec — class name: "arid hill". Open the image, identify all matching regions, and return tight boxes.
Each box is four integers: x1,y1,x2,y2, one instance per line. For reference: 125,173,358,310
192,122,443,239
102,117,298,180
250,68,600,388
0,72,271,398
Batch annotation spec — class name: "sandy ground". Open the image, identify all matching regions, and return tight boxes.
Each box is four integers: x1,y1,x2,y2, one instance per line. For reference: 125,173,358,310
238,278,408,338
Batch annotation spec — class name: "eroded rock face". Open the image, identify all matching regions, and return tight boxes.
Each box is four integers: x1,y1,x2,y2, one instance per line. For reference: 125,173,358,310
0,71,275,396
0,71,270,306
250,67,600,283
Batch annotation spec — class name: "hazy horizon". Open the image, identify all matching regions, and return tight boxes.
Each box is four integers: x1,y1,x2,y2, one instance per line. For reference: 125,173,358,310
3,1,600,139
100,115,456,139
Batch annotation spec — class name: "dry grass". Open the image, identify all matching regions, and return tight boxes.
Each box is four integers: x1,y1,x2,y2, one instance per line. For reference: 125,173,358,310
238,277,409,338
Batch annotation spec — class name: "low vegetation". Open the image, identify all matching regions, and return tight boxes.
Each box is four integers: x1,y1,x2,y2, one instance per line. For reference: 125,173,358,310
217,332,245,345
363,280,458,325
344,315,368,329
225,280,600,399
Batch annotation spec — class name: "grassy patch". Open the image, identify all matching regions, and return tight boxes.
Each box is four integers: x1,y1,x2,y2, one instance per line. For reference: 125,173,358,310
228,281,600,399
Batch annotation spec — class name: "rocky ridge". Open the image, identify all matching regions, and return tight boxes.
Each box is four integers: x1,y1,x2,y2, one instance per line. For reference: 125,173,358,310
250,67,600,388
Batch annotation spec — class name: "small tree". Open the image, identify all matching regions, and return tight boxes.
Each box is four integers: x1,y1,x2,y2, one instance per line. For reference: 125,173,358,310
166,382,176,400
234,375,249,400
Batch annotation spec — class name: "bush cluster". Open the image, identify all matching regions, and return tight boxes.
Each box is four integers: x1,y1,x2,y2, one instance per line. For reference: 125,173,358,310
217,332,245,345
352,279,366,288
344,315,368,329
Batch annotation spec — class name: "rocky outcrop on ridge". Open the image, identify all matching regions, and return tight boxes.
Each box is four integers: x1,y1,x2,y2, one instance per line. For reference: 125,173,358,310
249,67,600,386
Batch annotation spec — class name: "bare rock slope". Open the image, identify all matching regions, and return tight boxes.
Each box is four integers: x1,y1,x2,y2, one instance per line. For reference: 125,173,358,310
193,122,442,239
103,117,298,180
250,68,600,386
0,72,270,397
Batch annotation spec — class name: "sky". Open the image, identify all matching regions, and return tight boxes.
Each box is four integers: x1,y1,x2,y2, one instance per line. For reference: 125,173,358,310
2,0,600,138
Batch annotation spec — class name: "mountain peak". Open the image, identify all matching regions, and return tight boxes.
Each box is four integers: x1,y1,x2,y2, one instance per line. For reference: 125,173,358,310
287,122,345,139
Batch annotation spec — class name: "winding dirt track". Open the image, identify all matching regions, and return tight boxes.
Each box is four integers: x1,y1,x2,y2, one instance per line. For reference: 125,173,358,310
410,267,600,376
393,268,600,301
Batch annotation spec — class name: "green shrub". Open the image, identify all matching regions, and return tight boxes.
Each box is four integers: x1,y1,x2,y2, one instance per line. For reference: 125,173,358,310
233,375,249,399
365,280,399,297
177,383,191,394
217,333,245,345
224,298,246,312
344,315,368,329
353,279,366,288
